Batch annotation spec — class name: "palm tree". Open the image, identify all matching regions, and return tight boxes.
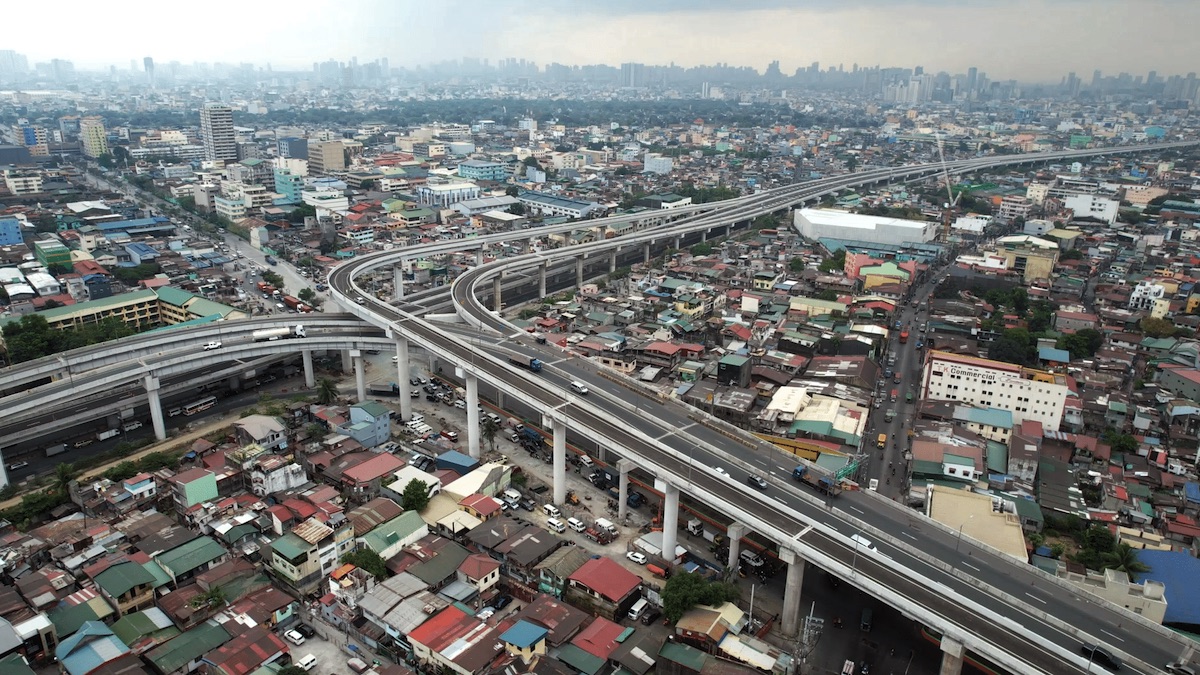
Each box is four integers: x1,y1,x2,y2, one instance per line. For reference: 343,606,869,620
316,377,338,405
1101,543,1150,581
481,416,501,453
52,462,77,496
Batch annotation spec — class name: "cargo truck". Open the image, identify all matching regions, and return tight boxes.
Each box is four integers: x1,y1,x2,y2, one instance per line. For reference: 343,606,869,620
97,429,120,441
281,295,303,310
264,255,277,265
900,329,910,343
252,325,306,342
44,444,67,457
792,465,842,498
507,354,543,373
255,281,276,295
686,518,721,542
367,382,399,397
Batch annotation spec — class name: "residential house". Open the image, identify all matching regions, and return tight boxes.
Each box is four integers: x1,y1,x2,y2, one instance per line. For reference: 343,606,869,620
565,557,642,621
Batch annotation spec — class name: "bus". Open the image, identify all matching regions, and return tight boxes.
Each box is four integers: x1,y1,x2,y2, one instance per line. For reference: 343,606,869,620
183,396,218,416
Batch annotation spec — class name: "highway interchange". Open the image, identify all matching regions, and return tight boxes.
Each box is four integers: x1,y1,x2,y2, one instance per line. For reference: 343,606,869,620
8,141,1200,673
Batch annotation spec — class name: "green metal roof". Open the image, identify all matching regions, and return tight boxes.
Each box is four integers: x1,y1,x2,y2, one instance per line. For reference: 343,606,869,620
155,536,226,577
360,511,426,554
145,621,231,674
36,289,158,321
557,644,606,675
271,533,311,559
0,653,36,675
94,560,156,598
352,400,390,419
142,560,174,589
110,609,180,646
154,286,195,306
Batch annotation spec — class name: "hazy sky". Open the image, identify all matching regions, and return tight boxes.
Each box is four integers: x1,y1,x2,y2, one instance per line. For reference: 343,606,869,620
8,0,1197,83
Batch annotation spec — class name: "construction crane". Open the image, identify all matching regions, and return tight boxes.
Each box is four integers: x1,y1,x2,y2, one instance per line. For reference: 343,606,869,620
934,133,963,244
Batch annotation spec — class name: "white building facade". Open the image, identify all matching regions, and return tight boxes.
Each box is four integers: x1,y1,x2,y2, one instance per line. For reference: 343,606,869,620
921,351,1069,430
794,208,938,246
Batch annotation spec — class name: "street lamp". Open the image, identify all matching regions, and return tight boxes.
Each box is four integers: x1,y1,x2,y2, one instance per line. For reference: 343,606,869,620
956,515,975,553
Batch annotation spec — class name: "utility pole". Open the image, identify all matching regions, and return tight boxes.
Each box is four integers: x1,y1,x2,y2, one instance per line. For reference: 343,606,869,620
795,601,823,674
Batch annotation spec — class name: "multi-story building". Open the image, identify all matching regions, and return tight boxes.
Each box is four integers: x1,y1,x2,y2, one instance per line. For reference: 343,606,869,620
517,190,603,218
79,117,108,159
456,160,509,182
277,136,308,160
4,171,43,195
199,103,236,165
642,152,674,175
921,351,1070,430
1064,194,1119,224
415,180,482,208
307,140,346,175
996,235,1059,282
33,239,71,268
997,195,1034,223
273,166,305,204
270,517,355,596
1128,280,1166,312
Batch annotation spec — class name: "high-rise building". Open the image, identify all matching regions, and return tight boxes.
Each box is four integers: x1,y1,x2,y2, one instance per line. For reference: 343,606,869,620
144,57,155,88
199,103,236,165
0,50,28,83
620,62,644,88
307,140,346,175
79,117,108,159
966,66,978,93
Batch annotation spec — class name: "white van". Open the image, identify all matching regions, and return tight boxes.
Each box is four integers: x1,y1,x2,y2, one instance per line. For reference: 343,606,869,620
122,421,143,433
542,504,562,518
570,381,589,395
502,489,522,508
567,517,587,532
851,534,877,552
628,598,649,620
577,455,595,469
296,654,318,672
546,518,566,533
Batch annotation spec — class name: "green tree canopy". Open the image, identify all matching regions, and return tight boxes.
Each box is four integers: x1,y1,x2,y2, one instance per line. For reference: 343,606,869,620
401,478,431,512
1140,316,1178,338
341,549,388,580
690,243,714,256
1057,328,1103,359
316,378,338,405
988,328,1035,366
662,572,741,622
819,249,846,273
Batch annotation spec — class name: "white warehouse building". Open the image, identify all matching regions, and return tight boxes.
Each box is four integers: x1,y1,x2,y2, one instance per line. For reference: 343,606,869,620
794,208,939,245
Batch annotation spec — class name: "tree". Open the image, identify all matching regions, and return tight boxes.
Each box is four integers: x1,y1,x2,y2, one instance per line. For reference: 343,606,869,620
177,196,196,212
1140,316,1177,338
661,572,741,622
341,549,388,580
290,203,316,222
819,249,846,273
1057,328,1103,359
988,328,1034,366
52,463,77,496
316,377,338,405
401,478,431,512
1101,542,1150,581
262,271,285,288
298,288,318,305
97,153,115,169
508,203,526,216
1060,249,1084,261
815,289,838,302
481,416,501,452
522,155,541,169
690,243,713,256
189,585,226,610
277,667,309,675
1102,430,1138,455
505,185,520,197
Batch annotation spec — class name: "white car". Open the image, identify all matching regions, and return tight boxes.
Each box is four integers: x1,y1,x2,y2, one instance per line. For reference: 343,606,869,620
284,629,305,646
713,467,730,478
203,341,222,351
850,534,877,553
626,551,648,565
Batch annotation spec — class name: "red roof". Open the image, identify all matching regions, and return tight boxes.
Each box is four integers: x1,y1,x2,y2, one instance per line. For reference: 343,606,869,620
341,453,404,485
567,557,639,603
406,605,476,652
571,617,625,659
644,341,682,355
282,498,318,521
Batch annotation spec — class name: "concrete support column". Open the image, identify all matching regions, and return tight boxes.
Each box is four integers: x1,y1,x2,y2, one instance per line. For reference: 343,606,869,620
609,249,617,273
726,522,747,571
673,235,682,250
393,263,404,301
780,547,807,637
351,349,366,402
575,256,584,287
302,349,316,389
527,237,535,252
396,337,411,421
552,420,568,506
341,349,353,374
476,248,484,266
643,242,652,264
538,262,547,299
939,637,965,675
465,375,481,458
493,276,503,312
700,229,708,243
144,375,166,442
661,484,680,565
617,459,634,522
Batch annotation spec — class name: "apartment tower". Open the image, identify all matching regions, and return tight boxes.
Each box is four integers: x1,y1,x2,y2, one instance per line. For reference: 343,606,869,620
200,103,236,165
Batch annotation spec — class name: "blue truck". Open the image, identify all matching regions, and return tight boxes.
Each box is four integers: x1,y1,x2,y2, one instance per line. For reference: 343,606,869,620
792,465,842,498
508,354,543,373
264,255,277,266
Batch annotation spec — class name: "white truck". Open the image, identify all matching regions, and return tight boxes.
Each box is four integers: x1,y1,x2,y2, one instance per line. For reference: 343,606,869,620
97,429,120,441
252,325,307,342
686,518,721,543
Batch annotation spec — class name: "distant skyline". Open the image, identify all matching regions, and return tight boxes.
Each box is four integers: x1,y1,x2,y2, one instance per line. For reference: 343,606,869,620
6,0,1198,83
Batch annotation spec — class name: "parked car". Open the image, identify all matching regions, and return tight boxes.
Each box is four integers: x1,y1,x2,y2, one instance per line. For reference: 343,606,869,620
746,474,767,490
493,594,513,610
640,608,662,625
626,551,648,565
6,461,28,471
294,623,316,639
284,629,305,646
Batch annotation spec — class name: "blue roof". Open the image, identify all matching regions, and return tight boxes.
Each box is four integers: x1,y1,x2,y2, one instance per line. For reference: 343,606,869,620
1038,347,1071,364
1187,482,1200,505
1134,550,1200,625
955,405,1013,429
56,621,130,675
500,620,547,648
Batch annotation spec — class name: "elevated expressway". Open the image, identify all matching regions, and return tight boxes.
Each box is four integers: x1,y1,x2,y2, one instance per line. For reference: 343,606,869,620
3,142,1196,672
330,142,1200,675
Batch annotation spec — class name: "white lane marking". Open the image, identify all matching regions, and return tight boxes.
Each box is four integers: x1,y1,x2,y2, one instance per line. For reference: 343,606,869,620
1100,629,1125,642
901,532,917,540
963,562,980,572
846,506,865,515
1024,592,1046,605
